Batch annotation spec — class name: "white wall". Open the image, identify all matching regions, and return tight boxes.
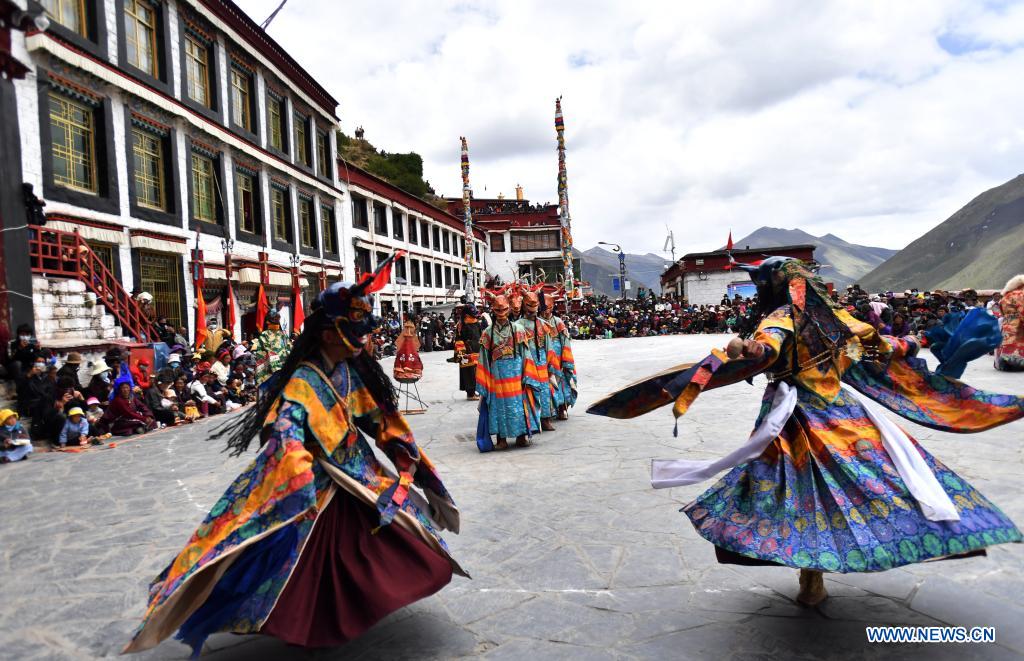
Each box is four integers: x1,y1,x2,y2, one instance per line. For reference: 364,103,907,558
683,271,753,306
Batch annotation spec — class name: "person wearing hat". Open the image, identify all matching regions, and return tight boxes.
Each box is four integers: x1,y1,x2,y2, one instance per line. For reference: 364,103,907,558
125,252,463,657
251,308,291,384
131,358,153,390
211,348,231,386
0,409,32,463
58,406,94,448
86,359,113,402
85,397,104,427
57,352,83,386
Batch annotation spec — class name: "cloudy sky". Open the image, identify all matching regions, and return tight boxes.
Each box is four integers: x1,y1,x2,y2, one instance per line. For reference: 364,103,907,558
241,0,1024,255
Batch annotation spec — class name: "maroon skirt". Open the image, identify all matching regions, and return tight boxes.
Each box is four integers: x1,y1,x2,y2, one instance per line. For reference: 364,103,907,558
260,489,453,648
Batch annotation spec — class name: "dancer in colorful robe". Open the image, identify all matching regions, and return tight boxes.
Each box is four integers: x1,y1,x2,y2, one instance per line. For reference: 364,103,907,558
476,292,541,449
124,254,464,656
539,291,577,419
517,288,556,432
454,304,486,400
252,309,291,384
590,257,1023,606
995,274,1024,371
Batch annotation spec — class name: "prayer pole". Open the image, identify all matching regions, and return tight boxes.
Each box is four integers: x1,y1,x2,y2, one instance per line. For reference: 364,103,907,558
460,137,476,302
555,97,575,298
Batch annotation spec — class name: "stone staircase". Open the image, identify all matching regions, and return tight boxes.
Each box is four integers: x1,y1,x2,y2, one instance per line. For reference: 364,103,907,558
32,276,125,343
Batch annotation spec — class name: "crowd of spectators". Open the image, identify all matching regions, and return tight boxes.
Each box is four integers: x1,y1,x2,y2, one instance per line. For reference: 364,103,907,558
0,323,259,462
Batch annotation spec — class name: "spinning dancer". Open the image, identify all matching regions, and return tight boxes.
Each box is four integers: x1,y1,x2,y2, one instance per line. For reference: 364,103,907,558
476,289,541,450
125,254,464,656
252,309,291,384
590,256,1022,606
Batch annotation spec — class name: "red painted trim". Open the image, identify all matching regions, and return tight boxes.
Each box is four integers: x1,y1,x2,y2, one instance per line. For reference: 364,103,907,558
198,0,338,117
45,213,125,232
342,163,487,239
129,229,188,243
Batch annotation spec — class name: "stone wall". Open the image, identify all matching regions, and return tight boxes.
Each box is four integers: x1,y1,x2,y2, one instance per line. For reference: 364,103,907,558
32,276,123,343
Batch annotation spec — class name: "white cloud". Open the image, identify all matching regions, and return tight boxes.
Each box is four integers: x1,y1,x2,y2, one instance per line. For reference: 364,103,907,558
241,0,1024,254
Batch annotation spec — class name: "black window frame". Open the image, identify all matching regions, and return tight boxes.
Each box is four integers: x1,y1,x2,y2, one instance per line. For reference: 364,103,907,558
227,60,259,142
297,192,318,257
432,226,441,251
186,141,227,236
420,219,430,248
315,127,330,180
264,87,289,158
37,72,120,215
511,229,561,252
407,215,418,243
320,202,338,258
269,181,294,251
442,230,451,254
422,260,432,286
125,112,179,226
178,23,220,121
233,163,263,246
434,263,443,288
354,245,371,277
43,0,109,60
115,0,172,95
372,201,388,235
351,194,369,230
292,111,312,171
392,208,404,240
410,258,421,286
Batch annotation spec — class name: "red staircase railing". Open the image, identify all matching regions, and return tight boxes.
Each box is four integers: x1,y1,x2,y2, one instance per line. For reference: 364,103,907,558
27,225,161,343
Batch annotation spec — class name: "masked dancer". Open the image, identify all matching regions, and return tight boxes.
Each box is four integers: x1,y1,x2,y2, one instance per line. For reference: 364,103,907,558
539,290,577,420
476,289,542,450
516,286,557,432
125,252,464,656
590,256,1022,606
454,304,486,400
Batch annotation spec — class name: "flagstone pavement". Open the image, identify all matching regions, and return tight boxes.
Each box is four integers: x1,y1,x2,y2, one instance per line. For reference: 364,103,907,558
1,334,1022,660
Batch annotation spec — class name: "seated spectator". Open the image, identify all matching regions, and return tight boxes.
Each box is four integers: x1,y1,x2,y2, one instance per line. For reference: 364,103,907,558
145,377,176,427
87,359,113,402
189,371,221,417
224,377,246,412
58,406,103,448
183,399,201,422
131,359,153,390
97,381,156,436
5,324,40,382
0,409,32,463
85,397,104,427
211,349,231,386
161,387,185,425
57,352,84,387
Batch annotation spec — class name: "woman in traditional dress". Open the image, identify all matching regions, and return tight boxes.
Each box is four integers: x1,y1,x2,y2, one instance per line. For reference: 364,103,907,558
590,257,1023,606
476,291,541,450
995,274,1024,371
124,254,464,656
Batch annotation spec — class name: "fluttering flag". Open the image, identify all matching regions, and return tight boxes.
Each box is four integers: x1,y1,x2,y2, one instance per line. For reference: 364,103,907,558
194,289,209,350
355,249,408,295
226,282,237,337
726,230,734,252
256,283,269,331
292,286,305,332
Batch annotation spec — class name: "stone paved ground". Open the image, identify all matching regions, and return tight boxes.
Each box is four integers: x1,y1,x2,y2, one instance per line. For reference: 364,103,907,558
1,334,1022,660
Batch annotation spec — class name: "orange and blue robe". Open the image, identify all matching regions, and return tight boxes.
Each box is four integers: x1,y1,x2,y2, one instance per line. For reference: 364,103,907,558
125,358,463,656
519,316,557,420
546,315,577,409
591,304,1023,573
476,321,541,440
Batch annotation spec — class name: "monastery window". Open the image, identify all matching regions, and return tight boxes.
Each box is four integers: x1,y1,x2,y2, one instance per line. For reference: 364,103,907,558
298,195,316,249
230,66,253,132
271,185,291,243
42,0,87,37
351,195,369,230
511,230,560,252
125,0,159,77
267,93,286,152
321,203,337,254
184,34,212,108
235,170,257,235
190,152,217,223
48,93,97,194
293,113,310,167
316,129,330,178
131,126,166,210
489,233,505,252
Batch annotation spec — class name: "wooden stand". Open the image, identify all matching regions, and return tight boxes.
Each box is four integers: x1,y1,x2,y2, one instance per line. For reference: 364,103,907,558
397,379,428,415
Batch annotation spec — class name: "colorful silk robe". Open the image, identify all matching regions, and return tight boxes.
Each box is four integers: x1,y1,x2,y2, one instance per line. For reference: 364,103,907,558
125,358,461,654
543,314,577,409
253,328,291,383
517,316,556,419
476,321,542,438
996,288,1024,371
680,306,1023,573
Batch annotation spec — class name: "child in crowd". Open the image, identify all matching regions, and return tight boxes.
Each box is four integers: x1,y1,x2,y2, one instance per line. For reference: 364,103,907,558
0,409,32,463
183,399,201,423
58,406,103,448
85,397,104,426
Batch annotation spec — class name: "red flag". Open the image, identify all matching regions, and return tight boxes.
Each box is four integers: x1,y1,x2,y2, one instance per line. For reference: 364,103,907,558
194,289,209,350
256,283,269,331
292,286,305,332
726,231,734,252
357,249,407,295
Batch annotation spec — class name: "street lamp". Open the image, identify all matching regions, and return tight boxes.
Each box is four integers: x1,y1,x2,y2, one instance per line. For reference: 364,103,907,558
599,241,627,300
